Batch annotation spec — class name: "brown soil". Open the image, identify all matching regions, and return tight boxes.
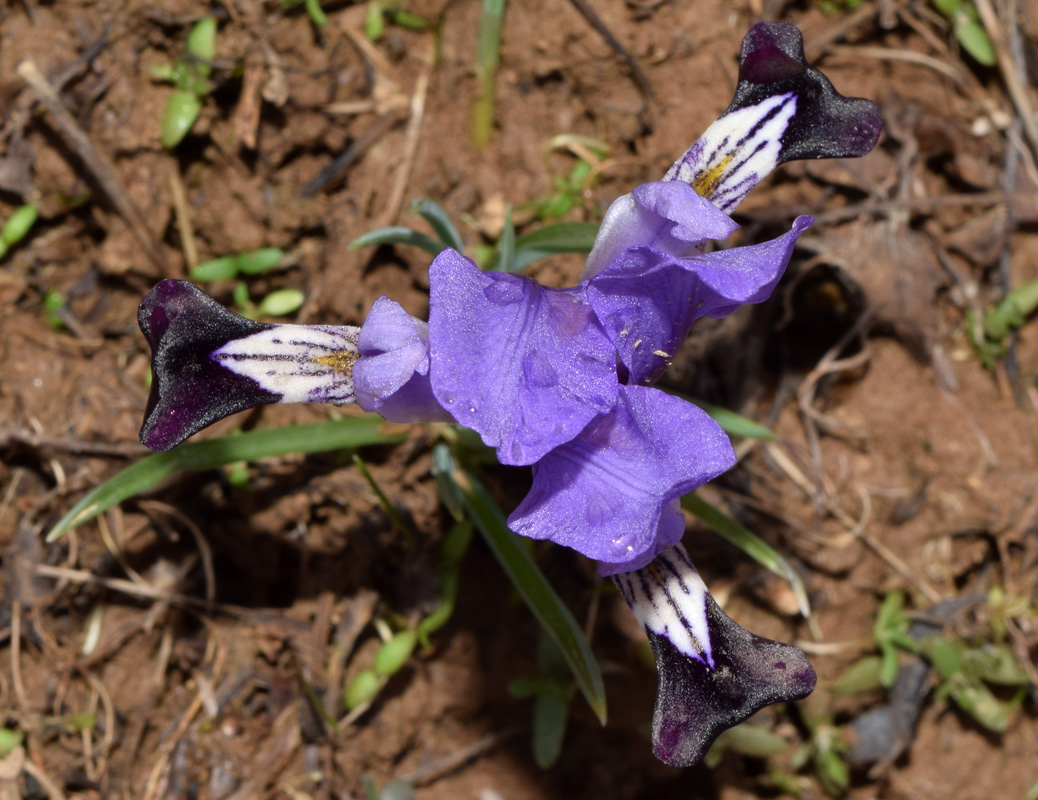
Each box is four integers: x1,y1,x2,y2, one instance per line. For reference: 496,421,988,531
1,1,1036,799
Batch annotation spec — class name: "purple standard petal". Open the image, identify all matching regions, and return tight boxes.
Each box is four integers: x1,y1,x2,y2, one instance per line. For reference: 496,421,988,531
508,386,734,570
354,297,453,423
138,279,359,452
428,248,618,466
612,544,816,767
588,215,812,384
665,22,882,212
582,181,738,281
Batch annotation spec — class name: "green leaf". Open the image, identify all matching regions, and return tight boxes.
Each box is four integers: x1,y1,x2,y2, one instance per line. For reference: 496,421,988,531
488,221,600,272
365,1,385,39
190,256,239,282
686,398,778,441
348,226,447,256
472,0,506,150
409,198,465,252
304,0,328,27
390,9,430,30
160,89,203,148
374,630,417,676
953,19,995,66
47,417,405,541
879,643,900,688
433,452,607,723
256,288,305,317
236,247,286,275
961,642,1031,686
681,493,810,617
532,689,570,768
495,204,516,273
345,669,381,710
186,18,217,72
833,655,884,695
1,204,39,247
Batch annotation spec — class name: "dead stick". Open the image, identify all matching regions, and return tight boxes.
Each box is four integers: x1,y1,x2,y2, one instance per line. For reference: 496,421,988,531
16,59,168,275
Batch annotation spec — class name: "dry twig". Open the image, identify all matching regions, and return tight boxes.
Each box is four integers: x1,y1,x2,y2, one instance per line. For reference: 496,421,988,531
16,59,169,274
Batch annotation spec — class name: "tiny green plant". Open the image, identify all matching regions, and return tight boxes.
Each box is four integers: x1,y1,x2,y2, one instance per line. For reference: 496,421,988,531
472,0,506,150
151,17,217,148
522,135,611,222
349,197,600,273
508,629,577,768
190,248,304,319
968,278,1038,368
282,0,329,29
364,1,430,40
930,0,995,66
791,700,851,798
0,203,39,261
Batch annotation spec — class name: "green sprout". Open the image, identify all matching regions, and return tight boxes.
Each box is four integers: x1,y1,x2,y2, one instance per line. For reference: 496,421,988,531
280,0,328,28
0,204,39,261
190,248,303,319
791,700,851,798
522,135,610,222
151,17,217,148
508,629,576,767
364,1,430,39
930,0,995,66
349,197,599,273
968,278,1038,368
472,0,505,150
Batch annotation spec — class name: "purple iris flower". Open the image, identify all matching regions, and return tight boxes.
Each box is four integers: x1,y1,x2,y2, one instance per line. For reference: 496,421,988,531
134,23,881,768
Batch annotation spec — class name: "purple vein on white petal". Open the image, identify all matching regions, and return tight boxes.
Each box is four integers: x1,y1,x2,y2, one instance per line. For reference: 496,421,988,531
612,544,713,667
213,324,361,404
664,93,797,212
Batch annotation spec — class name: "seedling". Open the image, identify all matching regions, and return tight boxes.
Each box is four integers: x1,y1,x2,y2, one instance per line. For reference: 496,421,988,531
508,629,576,767
930,0,995,66
364,1,430,40
350,197,599,273
0,204,38,261
151,18,217,148
190,248,303,319
282,0,329,29
968,278,1038,368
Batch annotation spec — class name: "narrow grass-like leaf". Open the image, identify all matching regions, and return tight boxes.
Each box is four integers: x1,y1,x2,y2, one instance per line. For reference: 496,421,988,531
678,395,777,441
488,221,599,272
434,455,607,723
472,0,505,150
348,226,446,256
47,417,405,541
681,493,810,617
691,399,777,441
410,198,465,252
495,204,516,273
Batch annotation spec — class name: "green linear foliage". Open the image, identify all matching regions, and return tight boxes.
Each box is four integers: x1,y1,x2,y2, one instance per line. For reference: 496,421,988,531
348,226,447,256
432,445,607,724
688,398,778,441
485,221,600,273
681,493,811,617
46,417,405,541
410,198,465,253
472,0,506,150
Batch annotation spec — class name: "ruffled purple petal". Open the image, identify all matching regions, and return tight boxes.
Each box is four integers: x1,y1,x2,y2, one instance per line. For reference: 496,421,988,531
138,280,360,451
613,544,817,767
354,297,452,423
582,182,738,281
507,386,734,569
588,215,812,384
665,22,882,212
428,248,618,466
